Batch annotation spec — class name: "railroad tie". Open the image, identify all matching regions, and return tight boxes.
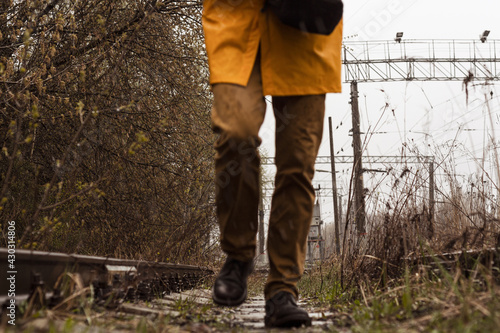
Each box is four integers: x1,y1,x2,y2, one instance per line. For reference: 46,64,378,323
118,288,341,331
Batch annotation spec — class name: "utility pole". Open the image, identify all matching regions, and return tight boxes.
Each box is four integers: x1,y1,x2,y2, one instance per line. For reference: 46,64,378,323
350,81,366,235
258,168,265,259
429,160,435,225
338,194,343,242
328,117,341,255
497,154,500,222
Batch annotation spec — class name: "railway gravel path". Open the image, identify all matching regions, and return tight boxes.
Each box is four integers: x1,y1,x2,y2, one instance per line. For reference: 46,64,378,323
17,288,353,332
116,288,352,332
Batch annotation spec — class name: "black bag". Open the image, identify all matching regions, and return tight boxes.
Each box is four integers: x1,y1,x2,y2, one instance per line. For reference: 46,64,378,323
266,0,343,35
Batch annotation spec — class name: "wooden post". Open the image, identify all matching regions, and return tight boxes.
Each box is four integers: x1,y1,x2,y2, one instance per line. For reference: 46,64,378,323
329,117,341,255
351,81,366,235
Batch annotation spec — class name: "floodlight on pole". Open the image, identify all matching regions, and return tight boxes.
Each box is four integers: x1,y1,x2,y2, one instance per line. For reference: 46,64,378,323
395,32,403,43
480,30,490,43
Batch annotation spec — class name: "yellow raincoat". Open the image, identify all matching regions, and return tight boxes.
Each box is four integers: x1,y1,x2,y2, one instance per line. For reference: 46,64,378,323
202,0,343,96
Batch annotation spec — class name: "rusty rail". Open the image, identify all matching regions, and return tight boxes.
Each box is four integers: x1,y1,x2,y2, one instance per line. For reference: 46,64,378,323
0,248,212,312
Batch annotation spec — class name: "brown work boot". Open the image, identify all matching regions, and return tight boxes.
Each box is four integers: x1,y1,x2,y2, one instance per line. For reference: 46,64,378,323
265,291,312,328
212,257,253,306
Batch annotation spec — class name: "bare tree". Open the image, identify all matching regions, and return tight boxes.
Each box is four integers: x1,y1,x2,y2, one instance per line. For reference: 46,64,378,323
0,0,217,263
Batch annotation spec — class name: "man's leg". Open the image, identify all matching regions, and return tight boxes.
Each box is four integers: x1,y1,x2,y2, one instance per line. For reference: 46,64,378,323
264,94,325,327
211,58,266,306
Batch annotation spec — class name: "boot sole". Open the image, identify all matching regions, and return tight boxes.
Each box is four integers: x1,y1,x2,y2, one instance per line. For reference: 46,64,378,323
265,313,312,328
212,286,247,306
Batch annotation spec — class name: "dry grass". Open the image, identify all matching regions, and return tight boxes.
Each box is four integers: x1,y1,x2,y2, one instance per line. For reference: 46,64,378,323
296,102,500,332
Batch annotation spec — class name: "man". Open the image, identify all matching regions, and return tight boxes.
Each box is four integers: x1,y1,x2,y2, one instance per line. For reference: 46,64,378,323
202,0,342,328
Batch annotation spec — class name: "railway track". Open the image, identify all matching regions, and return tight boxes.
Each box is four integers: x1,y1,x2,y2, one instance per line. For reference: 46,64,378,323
405,247,500,275
2,247,498,331
0,248,212,314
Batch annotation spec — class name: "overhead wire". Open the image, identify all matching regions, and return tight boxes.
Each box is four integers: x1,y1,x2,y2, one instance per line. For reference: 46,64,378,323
372,84,500,156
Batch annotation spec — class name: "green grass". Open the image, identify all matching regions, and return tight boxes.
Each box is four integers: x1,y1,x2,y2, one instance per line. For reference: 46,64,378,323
295,260,500,333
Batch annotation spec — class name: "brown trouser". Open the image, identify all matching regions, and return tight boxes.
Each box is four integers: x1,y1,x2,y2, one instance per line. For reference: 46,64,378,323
212,57,325,300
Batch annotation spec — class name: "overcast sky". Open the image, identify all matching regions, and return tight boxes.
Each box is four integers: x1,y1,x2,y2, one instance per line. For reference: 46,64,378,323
345,0,499,41
259,0,500,224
